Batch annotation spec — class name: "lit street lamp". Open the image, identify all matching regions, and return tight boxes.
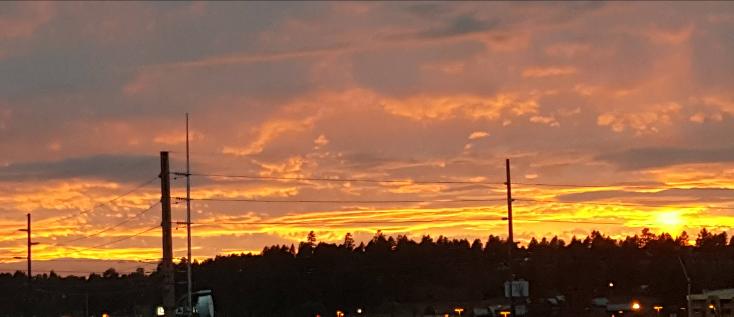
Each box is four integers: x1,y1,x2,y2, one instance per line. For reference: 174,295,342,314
454,307,464,316
631,301,641,311
653,305,663,316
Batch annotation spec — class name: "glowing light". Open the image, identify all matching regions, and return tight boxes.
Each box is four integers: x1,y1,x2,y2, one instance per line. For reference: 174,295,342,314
632,302,641,311
657,211,682,229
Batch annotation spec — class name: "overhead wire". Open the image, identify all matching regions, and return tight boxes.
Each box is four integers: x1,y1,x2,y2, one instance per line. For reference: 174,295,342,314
185,172,504,186
186,171,697,191
515,198,734,210
0,269,149,275
88,225,160,249
185,218,506,227
65,225,161,252
17,159,727,267
51,201,161,246
513,182,654,189
45,175,159,224
176,196,508,204
181,216,636,228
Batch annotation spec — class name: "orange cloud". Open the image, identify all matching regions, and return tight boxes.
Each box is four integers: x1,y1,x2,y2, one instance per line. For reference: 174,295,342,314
468,131,490,140
222,117,318,156
382,93,539,121
153,130,204,145
644,23,695,45
522,66,577,78
529,115,559,127
155,46,354,70
545,43,591,58
597,102,681,134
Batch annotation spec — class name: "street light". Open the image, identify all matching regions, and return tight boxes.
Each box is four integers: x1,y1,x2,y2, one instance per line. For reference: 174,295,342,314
631,301,641,311
653,305,663,316
454,307,464,316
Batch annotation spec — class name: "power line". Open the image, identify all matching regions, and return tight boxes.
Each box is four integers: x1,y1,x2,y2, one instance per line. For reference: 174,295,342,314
187,172,691,190
520,219,627,226
181,217,636,227
0,258,159,265
65,225,160,252
45,176,159,224
176,197,508,204
0,269,150,274
514,182,637,188
516,198,734,210
89,225,159,249
185,172,504,186
185,218,506,226
52,201,161,246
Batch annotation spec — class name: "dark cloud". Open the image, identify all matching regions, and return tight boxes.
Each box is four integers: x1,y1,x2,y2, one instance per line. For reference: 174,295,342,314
0,154,160,183
399,3,456,18
384,14,497,41
596,146,734,170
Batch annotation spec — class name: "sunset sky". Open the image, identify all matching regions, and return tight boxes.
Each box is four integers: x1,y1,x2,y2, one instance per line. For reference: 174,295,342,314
1,2,734,274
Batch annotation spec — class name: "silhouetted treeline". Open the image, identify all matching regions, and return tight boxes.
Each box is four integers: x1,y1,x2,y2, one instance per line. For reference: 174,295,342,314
1,228,732,316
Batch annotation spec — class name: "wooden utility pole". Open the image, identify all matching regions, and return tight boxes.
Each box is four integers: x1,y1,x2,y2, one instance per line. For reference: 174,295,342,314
679,256,692,317
26,213,31,286
18,214,36,288
185,113,193,317
19,213,38,317
160,151,175,317
505,159,515,316
85,292,89,317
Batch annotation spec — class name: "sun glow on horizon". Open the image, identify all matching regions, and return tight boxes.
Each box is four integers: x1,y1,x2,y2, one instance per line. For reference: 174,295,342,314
655,211,684,232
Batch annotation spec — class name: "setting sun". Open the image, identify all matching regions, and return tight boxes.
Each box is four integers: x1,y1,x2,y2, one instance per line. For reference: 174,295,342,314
656,211,683,232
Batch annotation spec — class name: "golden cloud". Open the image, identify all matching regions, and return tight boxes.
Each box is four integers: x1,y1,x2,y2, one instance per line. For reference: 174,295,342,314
522,66,577,78
468,131,490,140
381,93,539,121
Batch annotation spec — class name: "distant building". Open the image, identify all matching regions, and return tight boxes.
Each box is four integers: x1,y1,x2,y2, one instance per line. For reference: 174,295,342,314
591,296,662,317
689,288,734,317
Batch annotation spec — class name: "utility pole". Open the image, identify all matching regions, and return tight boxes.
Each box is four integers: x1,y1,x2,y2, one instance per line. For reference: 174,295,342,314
19,213,38,317
679,256,692,317
185,113,193,317
85,292,89,317
505,159,515,316
26,213,31,286
160,151,175,317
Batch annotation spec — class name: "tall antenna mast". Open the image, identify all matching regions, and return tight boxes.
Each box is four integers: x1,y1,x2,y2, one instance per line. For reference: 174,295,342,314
185,113,193,317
